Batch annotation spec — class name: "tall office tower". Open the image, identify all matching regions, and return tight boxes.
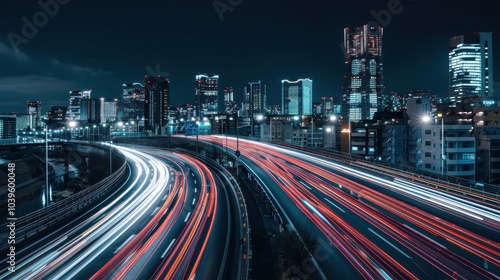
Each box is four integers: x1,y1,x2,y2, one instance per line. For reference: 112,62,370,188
68,90,91,121
245,81,266,118
144,76,170,135
224,86,237,114
122,82,146,120
0,117,16,139
81,98,101,124
195,74,219,118
178,104,195,121
26,100,41,129
282,78,313,116
100,98,118,124
449,32,494,105
342,24,384,121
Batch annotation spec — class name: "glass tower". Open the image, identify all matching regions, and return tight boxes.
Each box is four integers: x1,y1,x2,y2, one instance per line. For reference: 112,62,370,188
195,74,219,118
282,78,313,116
449,32,494,105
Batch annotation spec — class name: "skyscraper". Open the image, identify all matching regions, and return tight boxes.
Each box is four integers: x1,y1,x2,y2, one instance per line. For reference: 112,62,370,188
282,78,313,116
245,81,266,117
68,90,91,121
122,82,146,121
26,100,41,129
144,76,170,135
342,24,384,121
195,74,219,118
224,86,237,115
449,32,494,105
100,98,118,124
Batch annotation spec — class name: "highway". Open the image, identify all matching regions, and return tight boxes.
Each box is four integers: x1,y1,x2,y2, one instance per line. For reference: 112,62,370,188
0,145,232,279
202,135,500,279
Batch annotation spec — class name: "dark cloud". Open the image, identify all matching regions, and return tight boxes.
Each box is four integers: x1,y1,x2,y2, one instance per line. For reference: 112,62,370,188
0,0,498,113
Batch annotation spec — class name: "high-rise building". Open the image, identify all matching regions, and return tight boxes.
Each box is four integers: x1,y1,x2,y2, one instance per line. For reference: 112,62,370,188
282,78,313,116
195,74,219,118
122,83,146,121
0,116,16,139
342,24,384,121
144,76,170,135
68,90,91,121
100,98,118,124
245,81,266,118
224,86,237,115
81,98,101,124
26,100,41,129
449,32,494,105
48,106,67,126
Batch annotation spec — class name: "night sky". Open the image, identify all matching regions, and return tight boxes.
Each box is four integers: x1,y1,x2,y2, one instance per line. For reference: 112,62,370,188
0,0,498,114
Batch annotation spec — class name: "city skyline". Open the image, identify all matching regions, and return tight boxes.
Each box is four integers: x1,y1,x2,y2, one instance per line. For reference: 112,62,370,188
1,0,499,113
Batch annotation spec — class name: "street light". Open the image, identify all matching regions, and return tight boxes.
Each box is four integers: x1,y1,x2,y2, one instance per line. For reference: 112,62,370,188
326,115,337,149
311,115,315,148
437,113,445,176
45,126,50,207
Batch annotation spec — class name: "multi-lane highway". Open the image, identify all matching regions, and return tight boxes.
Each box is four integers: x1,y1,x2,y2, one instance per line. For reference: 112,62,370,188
202,135,500,279
1,145,233,279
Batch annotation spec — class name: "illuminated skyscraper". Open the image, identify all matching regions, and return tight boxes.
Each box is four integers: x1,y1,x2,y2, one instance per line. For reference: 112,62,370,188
224,86,237,114
100,98,117,124
122,82,146,121
244,81,266,117
195,74,219,118
449,32,494,105
68,90,91,121
342,24,384,121
282,78,313,116
144,76,170,135
26,100,41,129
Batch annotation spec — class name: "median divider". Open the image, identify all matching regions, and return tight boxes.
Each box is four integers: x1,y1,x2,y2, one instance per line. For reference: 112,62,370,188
173,148,251,280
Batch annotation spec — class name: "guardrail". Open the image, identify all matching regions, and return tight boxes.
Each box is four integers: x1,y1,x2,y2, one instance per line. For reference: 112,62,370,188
270,142,500,200
173,148,250,280
0,145,127,251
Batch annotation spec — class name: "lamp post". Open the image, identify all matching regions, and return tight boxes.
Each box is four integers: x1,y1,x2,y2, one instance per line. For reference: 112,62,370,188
45,126,50,207
235,115,240,178
93,125,96,141
438,113,445,176
225,117,228,167
327,115,337,149
256,114,264,140
311,115,314,148
109,142,112,175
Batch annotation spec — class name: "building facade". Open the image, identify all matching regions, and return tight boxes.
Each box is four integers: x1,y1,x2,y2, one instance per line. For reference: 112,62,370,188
195,74,219,118
145,76,170,135
449,32,494,105
420,123,476,180
245,81,266,118
122,82,146,121
100,98,118,124
342,24,384,121
26,100,42,129
282,78,313,116
68,90,91,121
